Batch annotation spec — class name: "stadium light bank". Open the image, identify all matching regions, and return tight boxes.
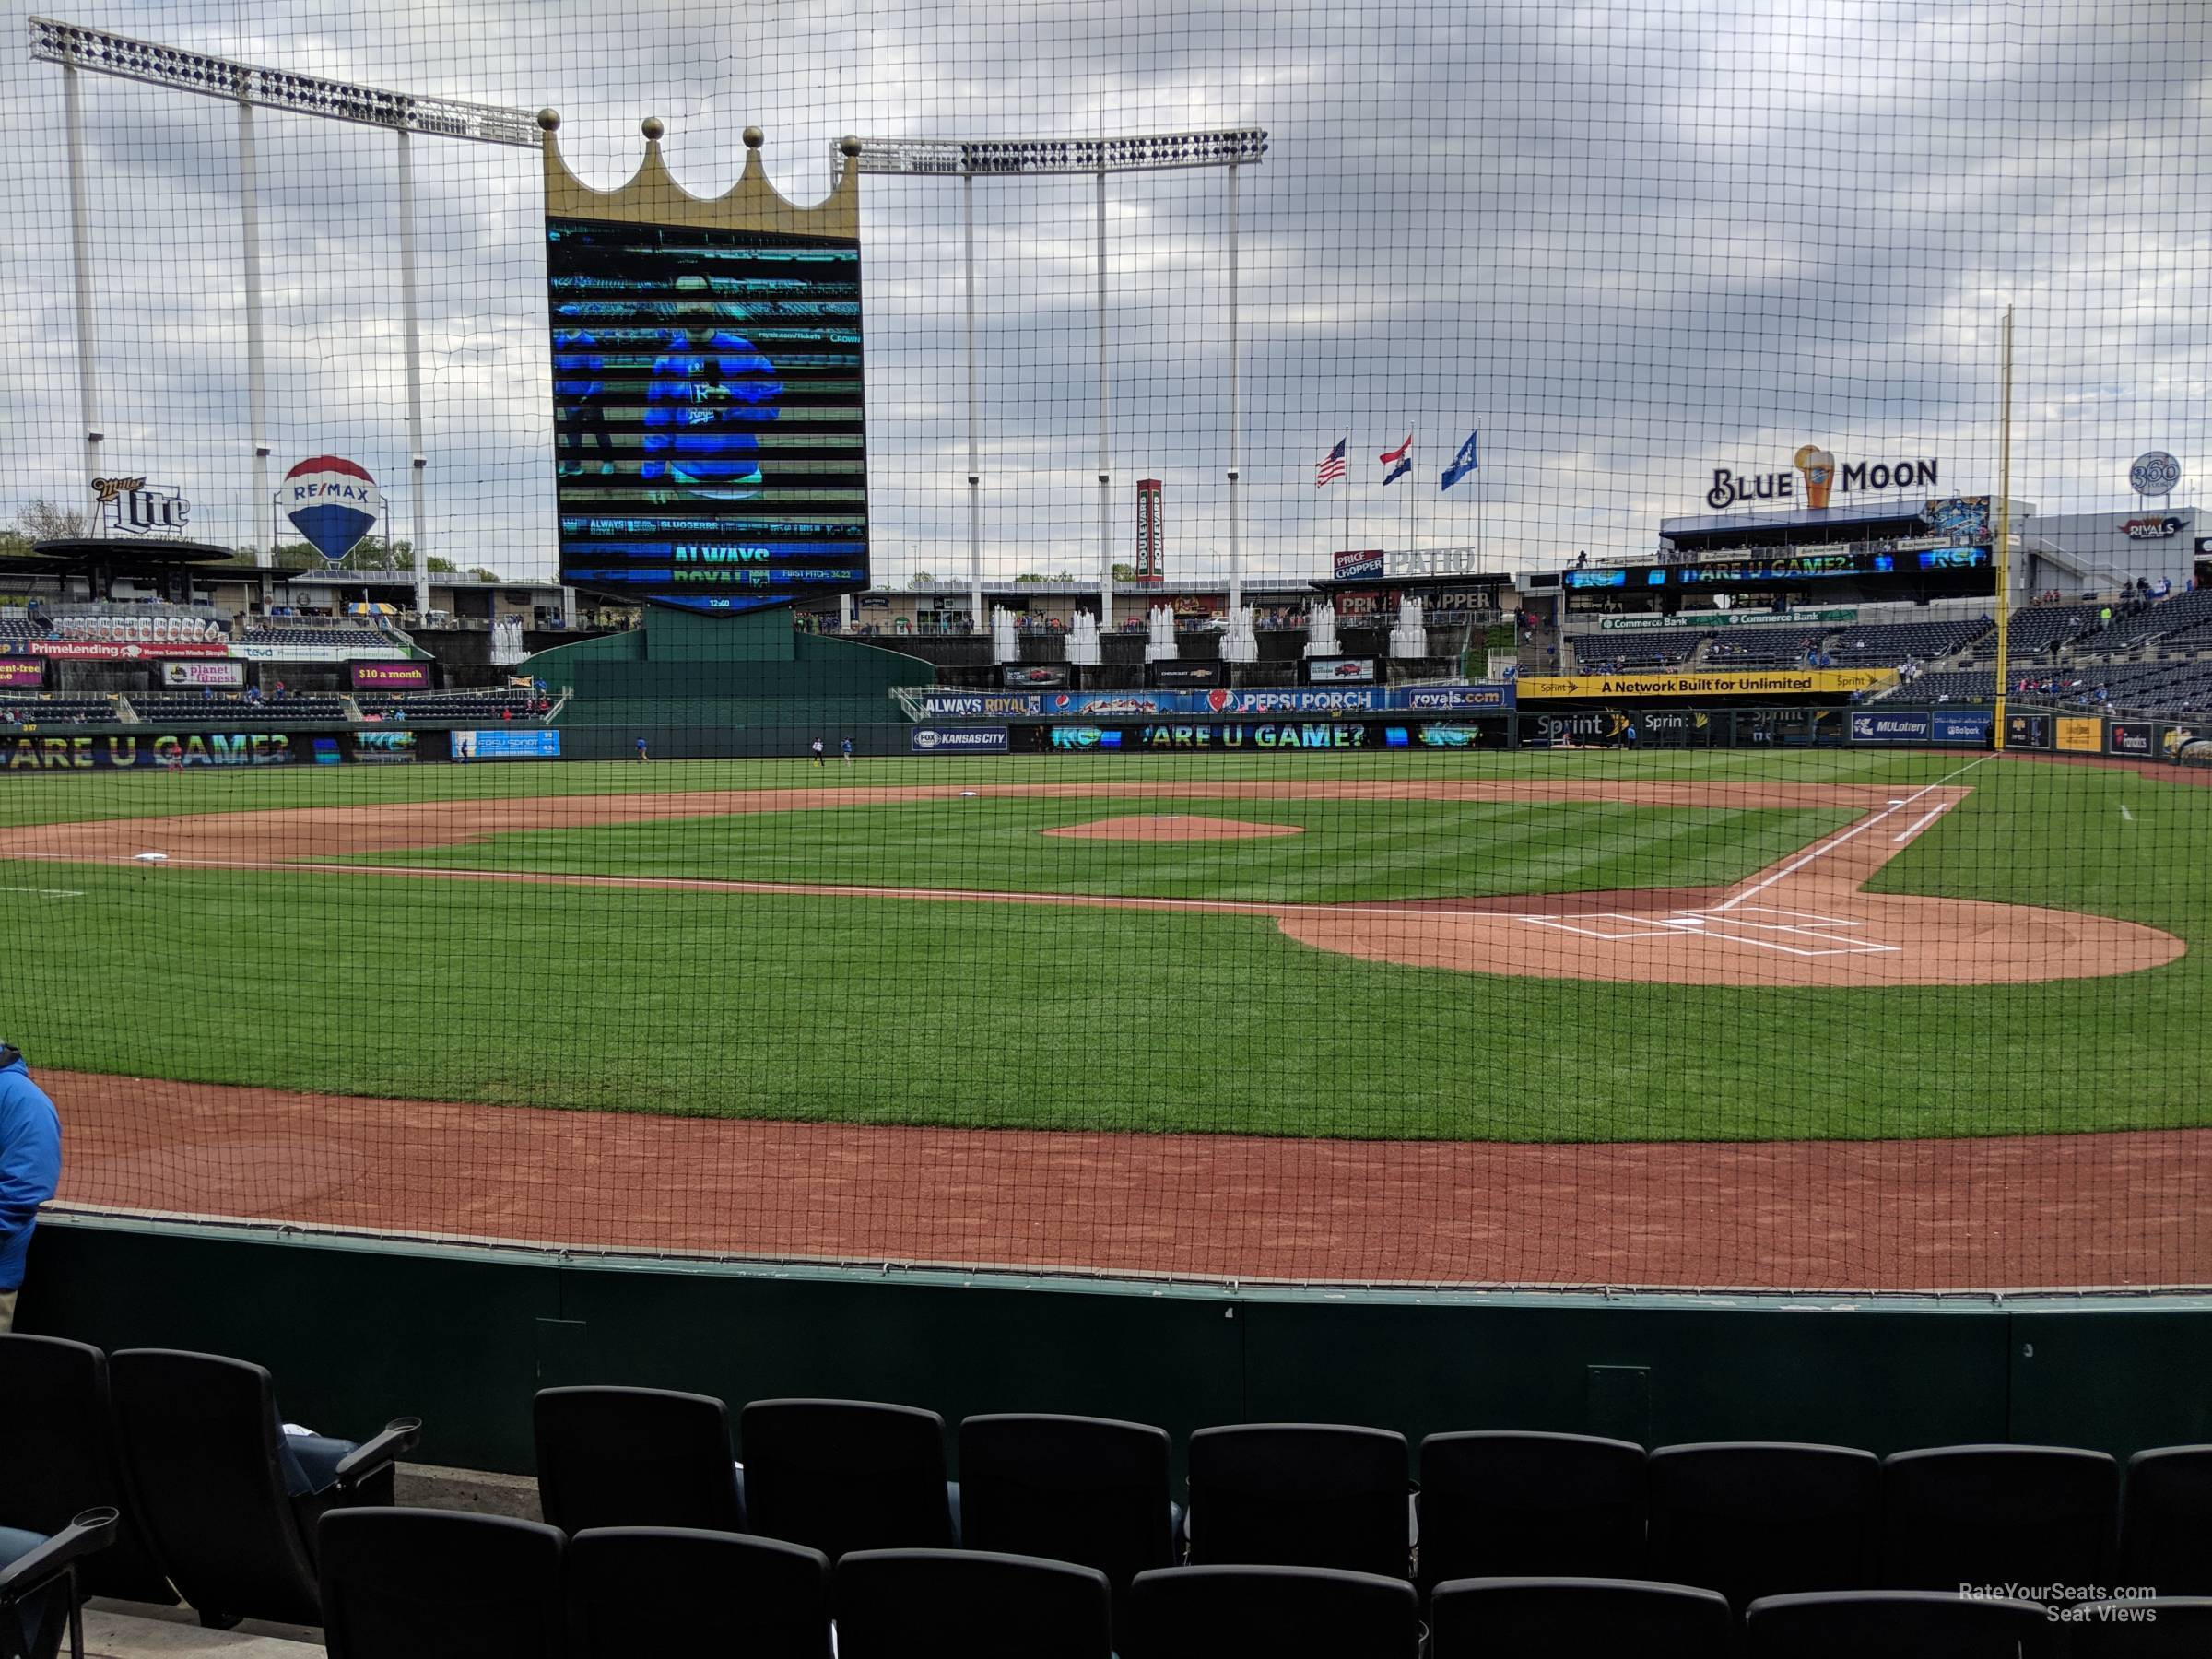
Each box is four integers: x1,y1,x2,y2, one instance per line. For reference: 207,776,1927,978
29,16,539,617
840,131,1269,637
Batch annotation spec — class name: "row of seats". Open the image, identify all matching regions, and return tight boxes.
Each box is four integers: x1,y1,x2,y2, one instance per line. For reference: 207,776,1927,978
0,699,122,726
313,1515,2206,1658
1827,618,1992,663
238,626,394,649
127,694,352,722
13,1337,2212,1655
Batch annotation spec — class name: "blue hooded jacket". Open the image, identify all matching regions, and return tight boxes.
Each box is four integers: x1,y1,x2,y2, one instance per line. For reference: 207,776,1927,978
0,1047,61,1293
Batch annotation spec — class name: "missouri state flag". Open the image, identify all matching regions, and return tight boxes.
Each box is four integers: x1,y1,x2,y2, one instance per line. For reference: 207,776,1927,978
1380,433,1413,487
1315,438,1347,488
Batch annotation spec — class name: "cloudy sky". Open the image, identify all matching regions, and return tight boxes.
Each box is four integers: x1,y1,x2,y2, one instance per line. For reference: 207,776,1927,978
1,0,2206,584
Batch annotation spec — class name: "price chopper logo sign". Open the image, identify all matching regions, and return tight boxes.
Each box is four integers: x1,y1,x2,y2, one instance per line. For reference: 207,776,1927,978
1705,447,1937,511
89,477,191,536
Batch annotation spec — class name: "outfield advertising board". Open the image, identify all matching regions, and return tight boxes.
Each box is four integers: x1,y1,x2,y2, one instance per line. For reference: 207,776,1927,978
0,661,47,689
3,732,303,769
1931,711,1993,746
1050,721,1375,750
2006,714,2053,750
2108,720,2155,757
1000,665,1070,689
452,728,562,759
915,684,1513,720
1517,669,1894,700
1594,606,1859,631
1852,711,1931,743
5,640,230,661
1304,657,1376,684
2056,716,2104,754
159,661,245,687
350,661,433,691
1148,662,1224,688
909,726,1009,753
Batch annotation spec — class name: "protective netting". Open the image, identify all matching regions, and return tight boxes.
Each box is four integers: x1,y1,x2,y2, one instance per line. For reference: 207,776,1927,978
0,2,2206,1291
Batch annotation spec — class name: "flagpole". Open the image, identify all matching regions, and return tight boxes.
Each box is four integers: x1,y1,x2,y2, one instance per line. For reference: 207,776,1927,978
1344,432,1351,556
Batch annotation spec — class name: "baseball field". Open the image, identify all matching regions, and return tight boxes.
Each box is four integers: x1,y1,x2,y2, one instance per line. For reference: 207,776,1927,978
4,745,2206,1288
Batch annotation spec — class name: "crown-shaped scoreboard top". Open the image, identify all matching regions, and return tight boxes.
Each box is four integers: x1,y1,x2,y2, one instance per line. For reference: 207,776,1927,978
539,111,861,241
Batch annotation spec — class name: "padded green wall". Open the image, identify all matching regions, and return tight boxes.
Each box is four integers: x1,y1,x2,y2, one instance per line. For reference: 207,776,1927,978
20,1218,2209,1477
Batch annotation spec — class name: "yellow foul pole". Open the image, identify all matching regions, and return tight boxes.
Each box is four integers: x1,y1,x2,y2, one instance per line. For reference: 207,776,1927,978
1992,304,2014,750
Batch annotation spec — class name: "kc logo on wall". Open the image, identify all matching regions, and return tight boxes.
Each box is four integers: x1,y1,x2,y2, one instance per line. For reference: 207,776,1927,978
89,476,192,536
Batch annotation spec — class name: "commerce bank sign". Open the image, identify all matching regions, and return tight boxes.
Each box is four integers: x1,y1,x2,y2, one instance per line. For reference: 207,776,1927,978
1705,452,1940,511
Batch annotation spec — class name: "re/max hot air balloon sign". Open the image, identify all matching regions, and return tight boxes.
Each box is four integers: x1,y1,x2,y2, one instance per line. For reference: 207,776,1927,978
279,457,386,563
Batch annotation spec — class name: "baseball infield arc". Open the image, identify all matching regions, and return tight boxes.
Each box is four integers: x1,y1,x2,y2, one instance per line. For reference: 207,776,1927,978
0,778,2181,988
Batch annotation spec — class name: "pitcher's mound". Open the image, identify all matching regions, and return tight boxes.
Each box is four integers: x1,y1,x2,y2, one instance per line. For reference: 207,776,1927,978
1043,814,1304,841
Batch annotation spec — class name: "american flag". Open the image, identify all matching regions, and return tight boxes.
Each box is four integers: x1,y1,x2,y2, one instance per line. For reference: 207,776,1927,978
1315,438,1347,488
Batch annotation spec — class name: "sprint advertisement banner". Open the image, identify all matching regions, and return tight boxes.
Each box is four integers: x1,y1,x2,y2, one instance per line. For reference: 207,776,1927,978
1516,669,1896,700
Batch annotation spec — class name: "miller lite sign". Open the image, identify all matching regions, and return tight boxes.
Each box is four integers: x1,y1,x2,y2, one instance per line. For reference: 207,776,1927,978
90,476,191,537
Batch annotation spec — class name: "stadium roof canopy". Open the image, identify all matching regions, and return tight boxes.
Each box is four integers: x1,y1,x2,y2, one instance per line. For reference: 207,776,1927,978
0,538,239,577
1657,498,1938,550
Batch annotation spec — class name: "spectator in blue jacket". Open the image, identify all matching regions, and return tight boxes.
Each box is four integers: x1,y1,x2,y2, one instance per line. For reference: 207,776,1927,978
0,1042,62,1334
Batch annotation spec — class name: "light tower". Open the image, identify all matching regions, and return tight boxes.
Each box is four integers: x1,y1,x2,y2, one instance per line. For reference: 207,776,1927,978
29,15,537,611
841,130,1266,632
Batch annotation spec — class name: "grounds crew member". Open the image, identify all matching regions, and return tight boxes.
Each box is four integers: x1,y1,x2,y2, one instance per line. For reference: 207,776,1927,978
0,1042,61,1334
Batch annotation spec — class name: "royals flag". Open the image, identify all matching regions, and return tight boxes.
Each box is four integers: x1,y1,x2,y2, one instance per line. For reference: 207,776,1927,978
1315,438,1347,488
1440,429,1479,491
1380,433,1413,487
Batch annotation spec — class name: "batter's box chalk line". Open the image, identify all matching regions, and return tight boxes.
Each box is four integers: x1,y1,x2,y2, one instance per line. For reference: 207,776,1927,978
1516,906,1900,958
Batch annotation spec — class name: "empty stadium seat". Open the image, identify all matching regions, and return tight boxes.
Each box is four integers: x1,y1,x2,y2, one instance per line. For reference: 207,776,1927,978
1744,1589,2056,1657
107,1349,419,1628
0,1507,116,1659
532,1386,746,1535
958,1413,1173,1628
1880,1444,2118,1594
1644,1441,1878,1609
2065,1595,2212,1656
1184,1424,1411,1580
316,1508,562,1659
834,1548,1113,1659
0,1335,172,1605
738,1399,956,1561
565,1526,829,1659
2120,1446,2212,1594
1416,1430,1646,1592
1428,1575,1733,1656
1124,1564,1420,1659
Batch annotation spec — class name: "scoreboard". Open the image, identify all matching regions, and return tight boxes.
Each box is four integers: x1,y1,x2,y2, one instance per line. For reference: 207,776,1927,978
547,218,869,614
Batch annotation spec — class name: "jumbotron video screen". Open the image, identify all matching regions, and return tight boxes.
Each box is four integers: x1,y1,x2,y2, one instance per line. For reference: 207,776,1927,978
548,218,868,613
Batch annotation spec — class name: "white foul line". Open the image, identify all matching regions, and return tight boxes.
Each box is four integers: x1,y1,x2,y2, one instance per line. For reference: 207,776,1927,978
1892,803,1952,843
1710,752,1993,913
2121,804,2136,822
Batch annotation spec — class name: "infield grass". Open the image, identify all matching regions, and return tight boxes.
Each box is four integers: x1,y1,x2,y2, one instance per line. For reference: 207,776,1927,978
3,748,2204,1142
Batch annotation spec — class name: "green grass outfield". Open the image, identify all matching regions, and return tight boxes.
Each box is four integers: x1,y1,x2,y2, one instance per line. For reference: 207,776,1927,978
2,747,2204,1143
